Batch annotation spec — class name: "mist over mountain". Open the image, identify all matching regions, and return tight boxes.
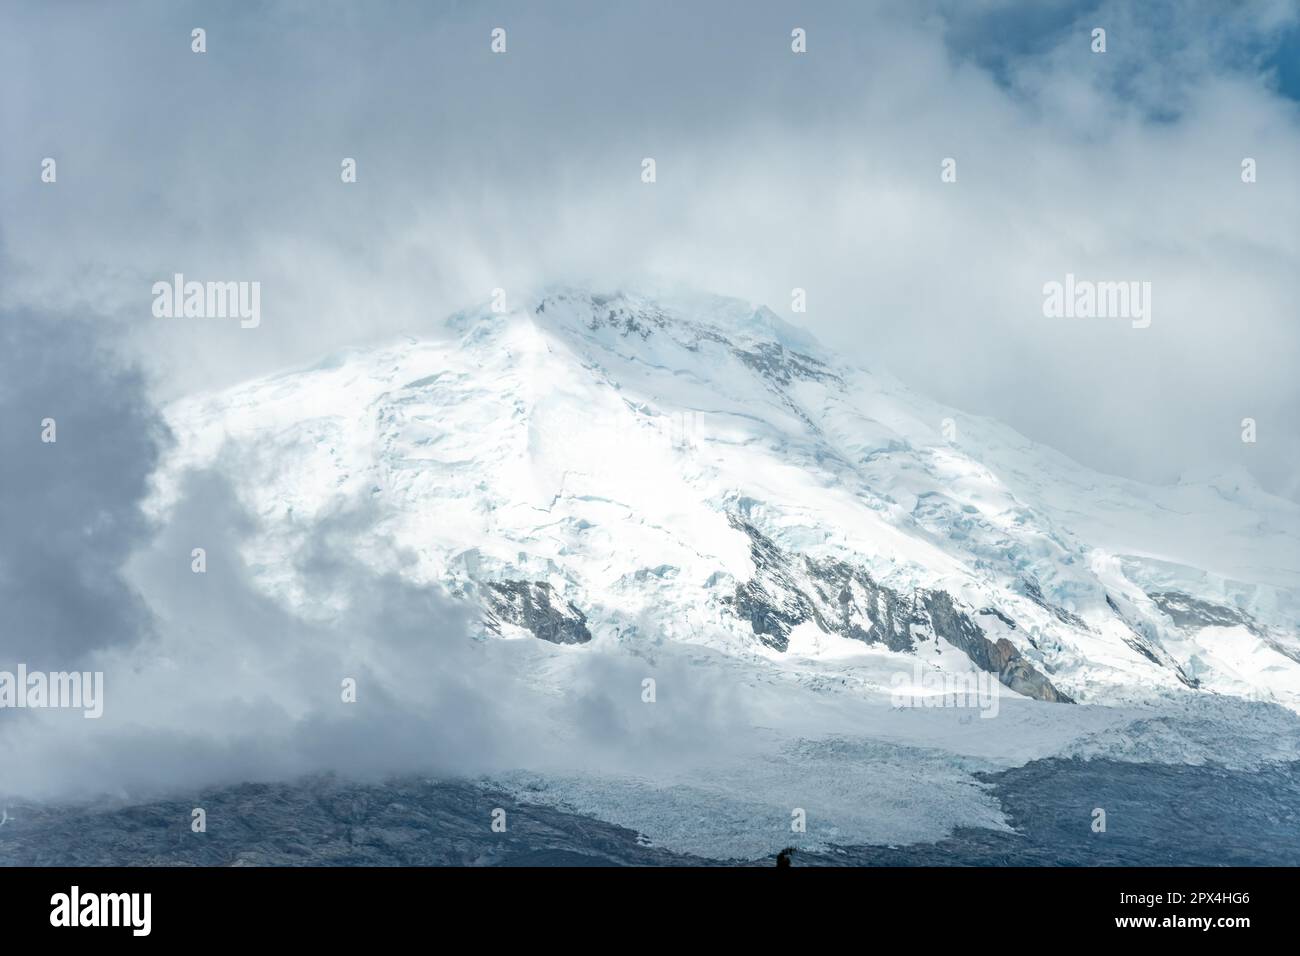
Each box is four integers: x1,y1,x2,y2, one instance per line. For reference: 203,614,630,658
152,287,1298,704
3,2,1299,876
5,289,1297,860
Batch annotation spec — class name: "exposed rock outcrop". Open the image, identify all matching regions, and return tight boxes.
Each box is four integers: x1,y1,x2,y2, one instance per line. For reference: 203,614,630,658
484,581,592,645
723,515,1071,703
1148,590,1263,636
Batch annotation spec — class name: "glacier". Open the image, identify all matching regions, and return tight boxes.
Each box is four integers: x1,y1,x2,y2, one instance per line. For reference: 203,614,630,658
4,288,1298,860
152,287,1300,710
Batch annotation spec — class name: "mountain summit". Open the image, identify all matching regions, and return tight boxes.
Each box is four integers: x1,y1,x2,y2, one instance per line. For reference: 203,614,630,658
156,289,1300,712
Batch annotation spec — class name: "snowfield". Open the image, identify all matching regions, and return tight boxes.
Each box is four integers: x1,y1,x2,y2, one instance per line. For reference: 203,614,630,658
153,288,1300,706
5,288,1297,858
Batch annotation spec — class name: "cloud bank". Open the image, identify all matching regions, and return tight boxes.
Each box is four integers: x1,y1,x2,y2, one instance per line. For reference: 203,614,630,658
2,0,1297,497
1,1,1298,802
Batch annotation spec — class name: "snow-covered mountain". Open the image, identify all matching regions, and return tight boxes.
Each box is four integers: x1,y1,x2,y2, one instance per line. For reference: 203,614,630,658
152,288,1300,713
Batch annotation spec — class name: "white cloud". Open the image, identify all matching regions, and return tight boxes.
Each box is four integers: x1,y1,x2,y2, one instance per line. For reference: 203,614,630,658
1,0,1295,503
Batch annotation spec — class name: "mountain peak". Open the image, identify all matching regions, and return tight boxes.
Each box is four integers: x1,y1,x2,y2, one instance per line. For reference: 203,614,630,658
154,288,1300,716
448,287,827,359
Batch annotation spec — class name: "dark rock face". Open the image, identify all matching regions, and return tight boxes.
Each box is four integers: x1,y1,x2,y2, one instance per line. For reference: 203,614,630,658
1147,590,1263,636
485,581,591,645
1106,593,1200,688
734,340,839,387
725,515,916,653
584,297,666,340
1145,589,1300,670
1021,578,1090,631
723,515,1071,703
921,591,1072,703
803,555,916,653
978,606,1018,630
727,516,817,651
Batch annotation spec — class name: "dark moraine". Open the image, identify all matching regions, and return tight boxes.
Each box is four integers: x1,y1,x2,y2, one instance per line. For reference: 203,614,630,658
2,758,1296,866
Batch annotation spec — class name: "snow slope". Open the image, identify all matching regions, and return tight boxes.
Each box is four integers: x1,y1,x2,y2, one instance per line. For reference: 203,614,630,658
152,288,1300,712
5,287,1295,858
